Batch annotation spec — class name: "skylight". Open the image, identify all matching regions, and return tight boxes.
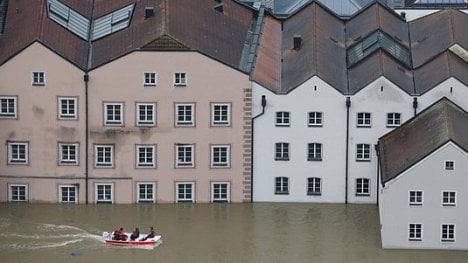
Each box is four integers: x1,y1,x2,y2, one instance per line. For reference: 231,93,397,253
47,0,90,40
92,4,135,41
347,30,411,68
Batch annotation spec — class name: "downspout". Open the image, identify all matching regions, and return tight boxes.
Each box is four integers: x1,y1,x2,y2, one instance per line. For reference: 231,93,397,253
412,97,418,116
251,95,267,202
84,74,89,204
345,97,351,204
375,143,380,206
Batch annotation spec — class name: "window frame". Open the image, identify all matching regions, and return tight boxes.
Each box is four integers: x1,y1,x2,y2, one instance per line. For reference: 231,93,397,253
210,144,230,168
137,182,156,203
58,97,78,120
275,111,290,127
211,182,230,203
356,112,372,127
136,102,156,127
176,182,195,203
275,177,289,195
174,72,187,86
94,144,114,168
275,142,290,161
442,191,456,207
308,111,323,127
441,224,455,242
175,103,195,127
445,160,454,171
103,102,124,126
58,142,79,166
7,142,29,165
409,190,423,206
8,184,28,202
355,178,370,196
136,145,156,168
95,183,113,203
143,72,157,86
356,143,371,161
307,142,323,161
386,112,401,127
211,103,231,127
175,144,195,168
307,177,322,196
32,71,46,86
0,96,18,119
408,223,423,241
59,185,78,203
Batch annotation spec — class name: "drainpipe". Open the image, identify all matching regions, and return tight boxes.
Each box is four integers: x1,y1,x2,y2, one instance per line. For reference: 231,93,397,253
345,97,351,204
251,95,267,202
84,73,89,204
375,143,380,206
412,97,418,116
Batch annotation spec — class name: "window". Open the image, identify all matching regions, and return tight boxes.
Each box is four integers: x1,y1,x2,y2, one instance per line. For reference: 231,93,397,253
211,145,230,168
136,145,156,168
0,96,17,118
137,183,155,203
176,182,194,202
8,184,28,202
275,143,289,161
409,190,423,206
95,145,113,167
8,142,28,164
95,184,113,203
441,224,455,242
143,72,157,86
174,72,187,86
408,224,422,241
104,103,123,126
32,71,45,85
136,103,156,126
176,144,194,167
355,178,370,196
307,143,322,161
211,103,231,126
211,182,230,203
442,191,456,206
59,185,77,203
445,161,454,170
58,97,77,120
308,112,323,127
356,143,371,161
275,177,289,195
59,143,78,165
275,111,290,127
175,103,194,126
357,112,371,127
307,177,321,195
387,113,401,127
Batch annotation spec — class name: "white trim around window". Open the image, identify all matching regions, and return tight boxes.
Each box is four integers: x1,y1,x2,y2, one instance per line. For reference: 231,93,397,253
176,182,195,203
210,144,230,168
58,142,79,166
136,144,156,168
356,143,371,161
175,144,195,168
445,160,454,171
103,102,124,126
355,178,370,196
32,71,46,86
408,190,423,206
442,191,456,207
408,223,423,241
58,97,78,120
8,184,28,202
59,185,78,203
211,182,230,203
94,144,114,168
95,183,114,204
308,111,323,127
174,72,187,86
0,96,18,119
143,72,157,86
386,112,401,127
356,112,372,127
136,102,156,127
7,141,29,165
211,103,231,126
175,103,195,127
441,224,455,242
137,182,156,203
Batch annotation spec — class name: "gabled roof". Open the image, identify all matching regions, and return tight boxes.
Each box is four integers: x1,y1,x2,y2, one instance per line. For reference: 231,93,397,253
379,97,468,185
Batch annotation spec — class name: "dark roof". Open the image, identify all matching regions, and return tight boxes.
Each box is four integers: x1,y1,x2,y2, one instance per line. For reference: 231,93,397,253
409,9,468,69
379,97,468,185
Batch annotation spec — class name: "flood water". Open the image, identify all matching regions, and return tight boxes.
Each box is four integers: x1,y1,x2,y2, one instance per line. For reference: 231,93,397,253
1,203,467,263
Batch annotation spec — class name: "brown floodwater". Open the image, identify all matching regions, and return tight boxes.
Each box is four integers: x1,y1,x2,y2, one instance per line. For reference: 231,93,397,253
1,203,467,263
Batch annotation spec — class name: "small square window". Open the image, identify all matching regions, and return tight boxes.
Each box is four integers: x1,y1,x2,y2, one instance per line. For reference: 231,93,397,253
144,72,157,86
95,145,114,168
136,145,156,168
59,143,79,165
0,96,17,118
211,145,230,168
307,143,322,161
104,103,124,126
174,72,187,86
409,190,423,206
387,112,401,127
442,191,456,206
137,183,155,203
211,182,230,203
58,97,78,120
275,177,289,195
176,182,194,203
175,103,195,126
59,185,77,203
9,184,28,202
357,112,371,127
356,144,371,161
275,142,289,161
176,144,195,167
95,183,113,203
136,103,156,126
445,161,454,171
211,103,231,126
308,112,323,127
356,178,370,196
441,224,455,242
32,72,45,86
275,111,290,127
8,142,28,164
409,223,422,241
307,177,321,195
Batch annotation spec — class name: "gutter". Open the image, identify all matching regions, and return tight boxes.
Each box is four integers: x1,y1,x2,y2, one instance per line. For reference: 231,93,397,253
345,97,351,204
251,94,267,202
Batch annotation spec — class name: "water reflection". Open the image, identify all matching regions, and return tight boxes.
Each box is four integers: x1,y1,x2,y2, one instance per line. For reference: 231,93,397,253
1,203,468,263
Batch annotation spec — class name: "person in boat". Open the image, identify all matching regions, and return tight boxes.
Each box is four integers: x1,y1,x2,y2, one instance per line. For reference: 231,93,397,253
113,227,128,241
141,226,156,241
130,227,140,241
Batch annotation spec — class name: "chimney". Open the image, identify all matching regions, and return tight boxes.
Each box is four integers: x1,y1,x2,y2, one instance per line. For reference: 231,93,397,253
145,7,154,18
293,35,302,50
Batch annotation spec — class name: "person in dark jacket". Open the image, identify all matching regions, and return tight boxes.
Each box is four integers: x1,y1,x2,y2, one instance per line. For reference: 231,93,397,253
130,227,140,241
141,226,156,241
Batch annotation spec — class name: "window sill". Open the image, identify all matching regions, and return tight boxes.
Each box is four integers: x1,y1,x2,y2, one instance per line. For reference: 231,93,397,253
275,124,290,127
442,204,456,207
356,125,372,128
32,83,45,86
174,84,187,87
275,158,290,161
355,193,370,197
307,192,322,196
143,84,157,87
441,239,455,243
356,159,371,162
308,158,322,162
275,192,289,195
409,238,422,241
409,203,423,206
308,124,323,127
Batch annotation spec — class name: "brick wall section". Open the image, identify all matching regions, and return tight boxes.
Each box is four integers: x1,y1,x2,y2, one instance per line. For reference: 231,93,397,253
242,87,252,202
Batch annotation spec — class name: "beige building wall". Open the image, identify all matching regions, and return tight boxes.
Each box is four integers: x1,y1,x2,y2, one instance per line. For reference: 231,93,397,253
88,51,251,203
0,42,86,202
